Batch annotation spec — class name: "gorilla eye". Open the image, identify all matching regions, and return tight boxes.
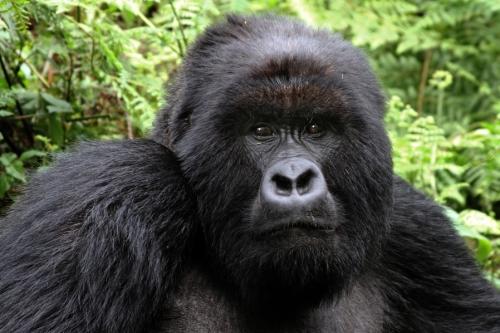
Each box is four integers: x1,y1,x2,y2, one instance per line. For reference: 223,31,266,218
305,123,323,136
253,125,275,138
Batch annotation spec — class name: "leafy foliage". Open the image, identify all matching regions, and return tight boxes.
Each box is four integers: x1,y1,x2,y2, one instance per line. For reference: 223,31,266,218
386,96,499,285
0,0,498,281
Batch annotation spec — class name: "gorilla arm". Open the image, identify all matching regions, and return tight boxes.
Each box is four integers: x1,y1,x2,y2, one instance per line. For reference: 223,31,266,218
382,177,500,332
0,140,196,333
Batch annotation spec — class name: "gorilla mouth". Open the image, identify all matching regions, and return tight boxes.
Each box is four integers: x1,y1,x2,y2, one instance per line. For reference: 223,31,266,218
261,218,336,236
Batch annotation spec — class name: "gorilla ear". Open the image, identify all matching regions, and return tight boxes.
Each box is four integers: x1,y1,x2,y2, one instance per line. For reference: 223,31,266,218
172,104,193,142
151,104,174,148
151,99,193,149
151,75,190,148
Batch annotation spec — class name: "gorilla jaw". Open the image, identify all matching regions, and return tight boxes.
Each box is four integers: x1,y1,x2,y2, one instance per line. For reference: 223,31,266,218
204,199,386,313
215,230,348,313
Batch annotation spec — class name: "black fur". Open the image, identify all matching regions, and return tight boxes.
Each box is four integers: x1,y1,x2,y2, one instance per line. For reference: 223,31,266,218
1,14,499,333
0,140,196,332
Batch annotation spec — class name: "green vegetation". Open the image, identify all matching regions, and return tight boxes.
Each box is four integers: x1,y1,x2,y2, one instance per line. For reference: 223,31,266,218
1,1,498,284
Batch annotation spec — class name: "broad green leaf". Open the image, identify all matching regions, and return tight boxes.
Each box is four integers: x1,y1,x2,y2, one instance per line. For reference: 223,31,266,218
41,93,72,113
0,110,13,117
460,210,500,236
0,153,17,166
448,207,494,263
5,160,25,182
20,150,46,161
455,224,493,263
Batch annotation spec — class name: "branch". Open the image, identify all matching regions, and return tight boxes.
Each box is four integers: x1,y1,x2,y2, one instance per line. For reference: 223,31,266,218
0,121,21,155
0,55,34,146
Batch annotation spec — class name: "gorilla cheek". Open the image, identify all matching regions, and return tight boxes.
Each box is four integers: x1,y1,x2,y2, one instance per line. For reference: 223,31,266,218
322,151,393,266
177,131,260,218
182,144,262,260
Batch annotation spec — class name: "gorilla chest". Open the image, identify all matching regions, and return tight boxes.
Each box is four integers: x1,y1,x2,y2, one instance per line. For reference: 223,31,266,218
158,269,384,333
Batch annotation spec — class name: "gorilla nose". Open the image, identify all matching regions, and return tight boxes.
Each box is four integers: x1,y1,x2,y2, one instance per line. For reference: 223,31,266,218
261,158,327,208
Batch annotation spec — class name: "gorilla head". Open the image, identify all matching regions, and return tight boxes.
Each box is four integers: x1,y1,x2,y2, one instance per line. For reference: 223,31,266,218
153,15,393,312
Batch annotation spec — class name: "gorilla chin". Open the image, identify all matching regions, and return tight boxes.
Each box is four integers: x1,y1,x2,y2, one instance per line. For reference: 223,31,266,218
219,230,349,316
218,190,352,314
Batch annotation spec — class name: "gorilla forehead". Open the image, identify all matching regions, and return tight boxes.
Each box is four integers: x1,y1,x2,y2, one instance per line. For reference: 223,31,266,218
188,15,367,79
180,15,382,116
232,55,350,116
227,79,350,122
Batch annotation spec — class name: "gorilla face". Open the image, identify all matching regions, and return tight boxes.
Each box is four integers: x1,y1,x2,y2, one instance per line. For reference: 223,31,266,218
167,16,394,310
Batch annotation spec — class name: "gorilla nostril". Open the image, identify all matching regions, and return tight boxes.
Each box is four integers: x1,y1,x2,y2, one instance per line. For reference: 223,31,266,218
271,174,293,196
262,158,327,206
296,169,316,195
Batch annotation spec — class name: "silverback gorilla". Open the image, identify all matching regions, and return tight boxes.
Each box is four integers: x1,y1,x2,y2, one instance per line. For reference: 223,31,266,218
1,15,499,333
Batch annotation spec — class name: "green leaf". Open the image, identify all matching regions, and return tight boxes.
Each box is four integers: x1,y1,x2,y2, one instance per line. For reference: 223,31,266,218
0,110,13,117
230,0,250,12
448,207,494,263
98,38,124,71
0,153,17,166
444,206,460,224
41,93,72,113
474,236,493,263
460,210,500,236
5,160,25,182
438,183,468,205
455,224,492,263
48,113,64,147
19,150,46,161
488,277,500,290
0,174,10,197
396,36,418,54
47,105,73,113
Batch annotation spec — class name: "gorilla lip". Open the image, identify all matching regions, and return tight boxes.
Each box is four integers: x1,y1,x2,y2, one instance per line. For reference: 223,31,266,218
261,218,335,236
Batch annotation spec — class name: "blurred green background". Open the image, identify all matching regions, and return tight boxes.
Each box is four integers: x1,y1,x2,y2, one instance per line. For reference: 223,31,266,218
0,0,499,285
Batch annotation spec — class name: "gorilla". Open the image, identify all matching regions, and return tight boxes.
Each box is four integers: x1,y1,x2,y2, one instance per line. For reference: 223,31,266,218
1,15,499,333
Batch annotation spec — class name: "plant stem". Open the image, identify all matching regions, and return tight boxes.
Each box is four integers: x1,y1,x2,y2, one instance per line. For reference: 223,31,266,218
437,90,444,122
168,0,188,55
417,49,432,114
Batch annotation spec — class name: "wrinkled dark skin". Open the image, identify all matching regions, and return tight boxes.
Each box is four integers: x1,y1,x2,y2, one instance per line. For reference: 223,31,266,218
1,15,499,333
